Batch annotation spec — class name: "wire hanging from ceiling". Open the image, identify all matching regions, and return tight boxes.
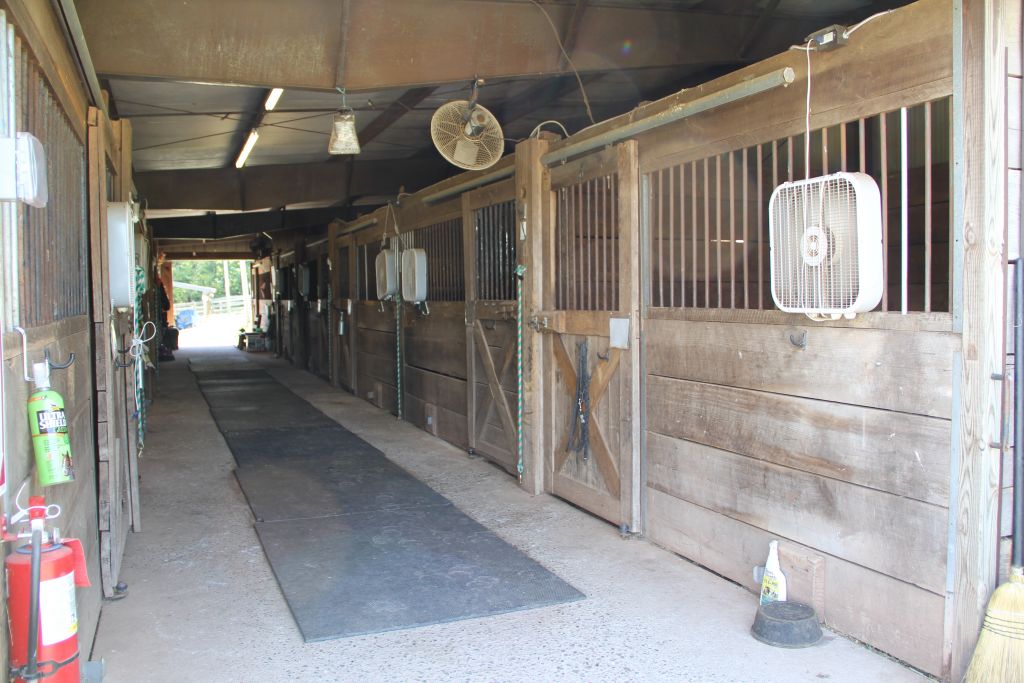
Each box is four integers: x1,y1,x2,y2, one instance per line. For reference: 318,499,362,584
526,0,595,125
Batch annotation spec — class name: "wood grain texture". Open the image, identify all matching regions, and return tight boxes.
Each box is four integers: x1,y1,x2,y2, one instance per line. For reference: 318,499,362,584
646,375,952,506
646,318,956,418
947,0,1009,677
647,431,948,593
634,0,951,174
646,488,945,675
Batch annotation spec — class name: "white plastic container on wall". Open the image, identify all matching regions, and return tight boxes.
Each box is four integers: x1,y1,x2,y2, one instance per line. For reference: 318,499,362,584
401,249,427,303
107,201,137,310
375,249,397,300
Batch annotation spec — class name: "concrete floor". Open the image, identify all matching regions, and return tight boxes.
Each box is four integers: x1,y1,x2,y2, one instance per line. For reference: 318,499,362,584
91,347,927,683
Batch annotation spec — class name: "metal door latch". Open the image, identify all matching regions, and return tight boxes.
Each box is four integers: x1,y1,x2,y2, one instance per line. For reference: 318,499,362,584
527,315,550,332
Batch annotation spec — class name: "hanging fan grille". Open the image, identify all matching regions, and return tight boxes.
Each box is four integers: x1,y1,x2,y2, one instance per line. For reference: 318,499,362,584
430,100,504,171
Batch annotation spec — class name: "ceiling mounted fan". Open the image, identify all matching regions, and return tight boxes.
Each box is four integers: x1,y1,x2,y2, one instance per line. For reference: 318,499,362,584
430,79,504,171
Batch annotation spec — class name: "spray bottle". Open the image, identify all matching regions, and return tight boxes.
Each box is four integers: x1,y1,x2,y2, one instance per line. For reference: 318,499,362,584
759,540,787,605
27,362,74,486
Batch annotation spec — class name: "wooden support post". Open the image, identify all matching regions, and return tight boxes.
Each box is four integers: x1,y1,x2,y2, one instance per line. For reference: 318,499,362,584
516,137,550,495
462,192,478,453
617,140,642,532
947,0,1010,678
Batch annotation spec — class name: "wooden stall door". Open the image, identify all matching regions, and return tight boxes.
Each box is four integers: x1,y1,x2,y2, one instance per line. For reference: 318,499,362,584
540,143,640,527
464,187,520,475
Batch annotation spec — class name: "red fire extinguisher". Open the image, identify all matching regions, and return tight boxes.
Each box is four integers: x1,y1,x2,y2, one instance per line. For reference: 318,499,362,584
6,496,88,682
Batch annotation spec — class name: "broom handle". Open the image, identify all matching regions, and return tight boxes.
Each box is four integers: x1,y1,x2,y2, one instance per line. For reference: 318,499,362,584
1015,259,1023,569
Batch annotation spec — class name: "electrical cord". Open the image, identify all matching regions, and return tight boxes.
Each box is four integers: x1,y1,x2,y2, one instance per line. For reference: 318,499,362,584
843,10,894,39
529,120,571,139
526,0,595,125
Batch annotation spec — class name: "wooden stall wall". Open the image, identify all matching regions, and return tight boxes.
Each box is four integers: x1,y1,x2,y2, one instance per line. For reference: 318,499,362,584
0,2,110,661
627,0,953,674
327,222,357,392
351,208,400,413
397,198,469,449
300,239,330,381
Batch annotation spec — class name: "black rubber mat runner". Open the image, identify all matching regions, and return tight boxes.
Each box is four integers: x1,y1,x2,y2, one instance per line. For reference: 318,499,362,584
192,362,583,642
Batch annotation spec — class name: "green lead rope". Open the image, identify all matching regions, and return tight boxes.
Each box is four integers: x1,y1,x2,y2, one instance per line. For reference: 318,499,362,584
515,263,526,482
134,266,147,450
395,290,403,420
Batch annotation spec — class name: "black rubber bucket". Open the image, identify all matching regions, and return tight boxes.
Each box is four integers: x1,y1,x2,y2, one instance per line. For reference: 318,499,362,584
751,601,823,648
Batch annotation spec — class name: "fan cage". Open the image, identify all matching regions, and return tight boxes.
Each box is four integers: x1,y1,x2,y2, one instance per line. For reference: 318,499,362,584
770,176,861,312
430,101,504,171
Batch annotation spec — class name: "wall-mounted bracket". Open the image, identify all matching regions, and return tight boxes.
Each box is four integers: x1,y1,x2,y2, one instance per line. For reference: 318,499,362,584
12,326,76,382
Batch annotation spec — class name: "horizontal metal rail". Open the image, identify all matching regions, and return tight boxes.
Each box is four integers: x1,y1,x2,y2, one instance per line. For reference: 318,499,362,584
542,67,796,167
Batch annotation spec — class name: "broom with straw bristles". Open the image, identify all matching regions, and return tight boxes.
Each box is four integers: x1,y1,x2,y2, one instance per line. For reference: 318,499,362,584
964,262,1024,683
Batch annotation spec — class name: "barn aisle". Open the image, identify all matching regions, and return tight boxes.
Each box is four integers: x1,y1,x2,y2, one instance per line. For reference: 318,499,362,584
91,347,924,682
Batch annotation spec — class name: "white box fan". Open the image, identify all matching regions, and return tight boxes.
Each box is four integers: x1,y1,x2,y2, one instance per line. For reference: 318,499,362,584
769,172,883,319
375,249,397,300
402,249,427,302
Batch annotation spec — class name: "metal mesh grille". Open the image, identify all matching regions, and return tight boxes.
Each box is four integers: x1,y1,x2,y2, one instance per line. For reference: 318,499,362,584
771,177,860,311
555,174,619,311
9,17,88,327
409,218,464,301
475,201,517,300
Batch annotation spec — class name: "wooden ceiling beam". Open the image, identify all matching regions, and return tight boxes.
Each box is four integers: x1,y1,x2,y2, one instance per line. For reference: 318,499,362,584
136,158,454,211
77,0,774,92
358,86,437,147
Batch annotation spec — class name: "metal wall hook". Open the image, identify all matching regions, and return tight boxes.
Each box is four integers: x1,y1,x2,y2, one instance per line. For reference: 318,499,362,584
113,356,133,369
10,327,76,381
43,349,75,370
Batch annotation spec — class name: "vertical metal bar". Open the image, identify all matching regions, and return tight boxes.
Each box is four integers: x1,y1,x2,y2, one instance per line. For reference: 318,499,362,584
669,166,676,307
859,118,867,173
880,112,889,311
575,179,582,309
900,106,909,314
602,175,608,310
716,154,722,307
703,156,710,308
585,179,592,311
742,147,749,309
758,143,765,309
925,100,933,313
611,175,618,309
729,151,736,308
556,190,563,307
840,122,848,172
787,135,794,181
589,179,596,310
679,163,686,308
657,168,664,307
822,125,829,175
689,161,696,307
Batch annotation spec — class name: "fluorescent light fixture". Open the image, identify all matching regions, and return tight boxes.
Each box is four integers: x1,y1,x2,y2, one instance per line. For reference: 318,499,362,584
328,110,360,155
264,88,284,111
235,129,259,168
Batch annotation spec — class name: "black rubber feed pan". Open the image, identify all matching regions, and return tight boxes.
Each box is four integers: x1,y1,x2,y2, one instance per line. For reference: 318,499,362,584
751,601,823,648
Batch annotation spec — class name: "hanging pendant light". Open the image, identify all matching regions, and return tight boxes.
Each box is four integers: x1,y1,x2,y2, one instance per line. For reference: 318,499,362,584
328,88,360,155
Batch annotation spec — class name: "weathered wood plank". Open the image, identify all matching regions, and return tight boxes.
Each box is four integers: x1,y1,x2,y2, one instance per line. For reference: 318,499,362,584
474,320,518,455
404,311,467,379
646,375,952,506
404,365,467,416
647,431,948,593
646,488,945,675
646,318,956,418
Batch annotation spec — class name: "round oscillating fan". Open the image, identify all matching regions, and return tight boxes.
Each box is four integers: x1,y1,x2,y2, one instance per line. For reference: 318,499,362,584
430,100,504,171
